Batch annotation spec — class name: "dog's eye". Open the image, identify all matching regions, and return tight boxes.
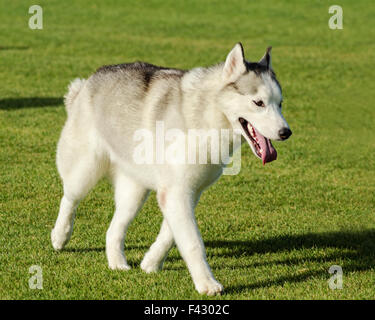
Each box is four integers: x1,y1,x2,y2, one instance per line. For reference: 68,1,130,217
253,100,265,107
279,102,282,108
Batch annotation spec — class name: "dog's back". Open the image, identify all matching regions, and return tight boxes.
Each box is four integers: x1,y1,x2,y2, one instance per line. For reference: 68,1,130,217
89,62,185,112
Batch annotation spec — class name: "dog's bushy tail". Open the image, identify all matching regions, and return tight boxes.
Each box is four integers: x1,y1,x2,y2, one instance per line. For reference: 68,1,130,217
64,78,86,115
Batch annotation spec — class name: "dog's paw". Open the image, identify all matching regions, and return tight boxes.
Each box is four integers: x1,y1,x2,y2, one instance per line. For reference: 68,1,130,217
108,262,131,271
107,252,131,271
140,257,162,273
51,228,70,251
195,278,224,296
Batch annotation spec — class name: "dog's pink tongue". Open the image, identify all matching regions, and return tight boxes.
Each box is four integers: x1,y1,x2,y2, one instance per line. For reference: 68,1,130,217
254,127,277,165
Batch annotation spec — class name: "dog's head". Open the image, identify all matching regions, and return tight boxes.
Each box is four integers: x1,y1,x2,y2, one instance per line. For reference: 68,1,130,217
218,43,292,164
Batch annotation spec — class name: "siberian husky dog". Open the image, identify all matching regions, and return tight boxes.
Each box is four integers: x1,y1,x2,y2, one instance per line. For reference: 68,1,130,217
51,43,292,295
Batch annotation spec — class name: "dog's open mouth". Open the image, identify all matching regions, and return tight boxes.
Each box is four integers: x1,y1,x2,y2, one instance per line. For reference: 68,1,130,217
239,117,277,165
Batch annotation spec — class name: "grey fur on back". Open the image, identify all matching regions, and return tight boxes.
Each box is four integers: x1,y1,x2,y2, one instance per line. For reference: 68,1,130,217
92,61,186,95
83,62,189,161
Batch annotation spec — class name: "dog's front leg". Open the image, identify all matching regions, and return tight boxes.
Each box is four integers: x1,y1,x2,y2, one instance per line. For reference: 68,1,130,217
160,187,223,296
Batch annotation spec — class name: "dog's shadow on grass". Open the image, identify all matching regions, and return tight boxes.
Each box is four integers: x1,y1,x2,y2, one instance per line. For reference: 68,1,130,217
0,46,29,50
61,230,375,294
205,230,375,293
0,97,63,110
64,247,105,253
63,244,149,254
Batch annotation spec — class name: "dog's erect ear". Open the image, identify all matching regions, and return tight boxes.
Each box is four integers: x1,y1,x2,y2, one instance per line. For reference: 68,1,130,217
258,46,272,69
222,43,246,83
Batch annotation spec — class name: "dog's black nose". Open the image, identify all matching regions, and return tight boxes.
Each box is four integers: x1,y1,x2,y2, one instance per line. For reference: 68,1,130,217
279,128,292,140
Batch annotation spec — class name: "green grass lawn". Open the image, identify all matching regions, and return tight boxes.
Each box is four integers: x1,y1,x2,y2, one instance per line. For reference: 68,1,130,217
1,0,375,299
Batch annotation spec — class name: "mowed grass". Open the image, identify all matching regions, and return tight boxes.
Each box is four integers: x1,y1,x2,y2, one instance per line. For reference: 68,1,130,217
1,0,375,299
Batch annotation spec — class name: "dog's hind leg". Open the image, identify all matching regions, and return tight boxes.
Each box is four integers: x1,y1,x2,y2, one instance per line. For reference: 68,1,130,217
51,195,78,251
51,134,107,251
140,219,174,273
106,171,149,270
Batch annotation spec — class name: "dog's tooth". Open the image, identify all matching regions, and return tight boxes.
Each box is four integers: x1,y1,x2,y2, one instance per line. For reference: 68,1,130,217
247,124,255,137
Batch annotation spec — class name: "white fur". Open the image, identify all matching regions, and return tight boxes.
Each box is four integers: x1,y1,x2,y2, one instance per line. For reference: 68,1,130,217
222,43,246,83
63,78,86,114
